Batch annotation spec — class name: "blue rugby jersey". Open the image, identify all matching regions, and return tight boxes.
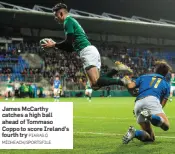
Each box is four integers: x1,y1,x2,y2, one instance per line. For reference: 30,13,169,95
135,73,170,101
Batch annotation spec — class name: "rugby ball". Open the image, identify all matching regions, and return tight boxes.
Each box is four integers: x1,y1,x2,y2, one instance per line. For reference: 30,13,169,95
40,38,56,46
40,38,50,46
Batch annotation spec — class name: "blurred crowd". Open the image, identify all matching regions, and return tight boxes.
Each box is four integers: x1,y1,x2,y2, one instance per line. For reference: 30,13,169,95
0,41,158,90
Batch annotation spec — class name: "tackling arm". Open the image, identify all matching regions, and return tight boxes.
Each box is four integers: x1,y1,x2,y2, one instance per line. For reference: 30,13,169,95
127,82,139,97
127,82,136,89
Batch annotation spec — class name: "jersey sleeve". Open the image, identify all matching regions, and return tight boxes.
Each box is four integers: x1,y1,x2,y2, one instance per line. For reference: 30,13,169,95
64,19,74,35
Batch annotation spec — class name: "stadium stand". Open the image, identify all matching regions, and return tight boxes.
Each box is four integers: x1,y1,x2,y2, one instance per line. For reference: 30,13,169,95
0,48,29,81
0,40,169,87
0,1,174,96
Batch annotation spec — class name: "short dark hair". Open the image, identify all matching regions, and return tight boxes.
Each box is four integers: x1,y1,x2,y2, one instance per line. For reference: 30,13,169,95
155,60,172,77
52,3,68,12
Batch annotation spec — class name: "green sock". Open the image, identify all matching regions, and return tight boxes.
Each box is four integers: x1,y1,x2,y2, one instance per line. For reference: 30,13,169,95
103,69,118,78
97,76,124,87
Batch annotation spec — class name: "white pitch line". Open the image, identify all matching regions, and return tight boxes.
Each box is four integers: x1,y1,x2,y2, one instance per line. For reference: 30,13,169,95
74,116,175,120
74,116,132,120
74,132,175,139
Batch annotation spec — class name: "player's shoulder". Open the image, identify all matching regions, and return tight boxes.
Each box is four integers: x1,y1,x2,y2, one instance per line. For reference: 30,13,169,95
64,16,76,24
141,73,164,78
137,74,153,79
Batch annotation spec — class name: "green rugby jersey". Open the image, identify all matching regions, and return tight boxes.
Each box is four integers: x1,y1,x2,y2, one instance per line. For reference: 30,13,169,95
7,80,13,88
171,77,175,86
86,81,92,90
64,16,91,53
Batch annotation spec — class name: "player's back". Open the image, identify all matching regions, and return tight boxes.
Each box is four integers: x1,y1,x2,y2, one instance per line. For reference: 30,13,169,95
136,73,170,101
64,16,91,53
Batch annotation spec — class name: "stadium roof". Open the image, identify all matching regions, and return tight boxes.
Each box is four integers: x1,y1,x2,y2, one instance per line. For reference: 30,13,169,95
1,1,175,39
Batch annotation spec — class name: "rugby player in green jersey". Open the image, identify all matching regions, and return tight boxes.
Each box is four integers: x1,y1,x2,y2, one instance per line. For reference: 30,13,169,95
5,77,15,101
170,73,175,102
42,3,132,90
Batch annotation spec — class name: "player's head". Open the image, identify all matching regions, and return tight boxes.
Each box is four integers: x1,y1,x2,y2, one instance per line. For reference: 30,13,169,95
154,60,172,77
172,73,175,78
52,3,68,24
55,75,59,80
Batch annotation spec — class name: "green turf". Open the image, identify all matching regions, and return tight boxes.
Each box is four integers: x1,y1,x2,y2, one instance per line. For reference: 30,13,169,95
0,97,175,154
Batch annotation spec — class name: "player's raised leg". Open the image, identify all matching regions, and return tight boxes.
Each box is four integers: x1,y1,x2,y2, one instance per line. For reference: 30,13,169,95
82,45,132,90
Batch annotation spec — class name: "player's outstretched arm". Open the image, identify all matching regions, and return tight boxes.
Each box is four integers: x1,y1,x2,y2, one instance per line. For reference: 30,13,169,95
127,82,136,89
126,82,139,97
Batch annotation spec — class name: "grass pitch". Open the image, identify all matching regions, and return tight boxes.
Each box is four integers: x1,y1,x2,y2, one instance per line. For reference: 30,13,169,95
0,97,175,154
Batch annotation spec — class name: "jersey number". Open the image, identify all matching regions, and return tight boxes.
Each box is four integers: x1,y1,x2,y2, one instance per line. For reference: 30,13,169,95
150,77,162,88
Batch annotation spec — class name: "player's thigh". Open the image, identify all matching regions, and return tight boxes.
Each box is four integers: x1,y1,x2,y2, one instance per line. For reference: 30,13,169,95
88,89,92,95
136,96,164,115
6,88,10,93
85,90,89,95
57,89,60,96
7,88,13,95
134,96,162,122
86,89,92,95
54,89,58,95
80,45,101,70
134,101,144,123
80,46,101,84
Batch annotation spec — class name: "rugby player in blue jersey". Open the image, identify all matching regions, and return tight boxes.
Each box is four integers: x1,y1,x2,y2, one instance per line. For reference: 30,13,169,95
123,60,172,144
53,75,61,102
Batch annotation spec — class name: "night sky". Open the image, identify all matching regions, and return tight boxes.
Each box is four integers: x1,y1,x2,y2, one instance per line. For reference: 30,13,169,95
2,0,175,21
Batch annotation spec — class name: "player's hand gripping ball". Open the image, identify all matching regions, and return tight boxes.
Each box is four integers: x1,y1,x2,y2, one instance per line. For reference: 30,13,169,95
40,38,56,50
